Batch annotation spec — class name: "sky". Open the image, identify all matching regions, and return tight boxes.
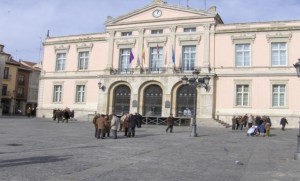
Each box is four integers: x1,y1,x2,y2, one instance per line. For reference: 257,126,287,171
1,0,300,63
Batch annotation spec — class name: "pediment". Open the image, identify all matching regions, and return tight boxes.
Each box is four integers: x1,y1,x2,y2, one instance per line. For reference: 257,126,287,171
106,3,219,26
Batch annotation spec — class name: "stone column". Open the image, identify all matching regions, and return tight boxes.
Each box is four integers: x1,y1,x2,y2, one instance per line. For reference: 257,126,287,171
167,26,177,73
105,31,115,74
134,28,145,74
202,24,211,73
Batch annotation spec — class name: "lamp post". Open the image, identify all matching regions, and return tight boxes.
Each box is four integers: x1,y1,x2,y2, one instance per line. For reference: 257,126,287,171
181,69,210,137
293,59,300,160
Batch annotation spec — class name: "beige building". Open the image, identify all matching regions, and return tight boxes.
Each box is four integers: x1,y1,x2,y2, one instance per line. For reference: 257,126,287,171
37,0,300,127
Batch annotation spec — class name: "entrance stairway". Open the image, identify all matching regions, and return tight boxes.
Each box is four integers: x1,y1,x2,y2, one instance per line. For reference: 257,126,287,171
198,118,231,128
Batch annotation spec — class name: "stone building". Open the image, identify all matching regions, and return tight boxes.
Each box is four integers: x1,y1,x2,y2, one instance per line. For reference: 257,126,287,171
37,0,300,127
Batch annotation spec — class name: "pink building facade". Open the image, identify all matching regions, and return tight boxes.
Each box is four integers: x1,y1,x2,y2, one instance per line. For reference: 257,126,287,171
38,0,300,127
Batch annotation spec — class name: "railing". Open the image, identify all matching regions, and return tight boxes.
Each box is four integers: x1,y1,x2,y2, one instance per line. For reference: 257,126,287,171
141,116,191,126
144,67,167,74
3,74,11,80
113,68,134,74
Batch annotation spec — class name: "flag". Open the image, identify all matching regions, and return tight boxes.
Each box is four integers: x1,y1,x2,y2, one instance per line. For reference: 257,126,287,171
142,46,145,65
172,46,175,64
129,49,134,64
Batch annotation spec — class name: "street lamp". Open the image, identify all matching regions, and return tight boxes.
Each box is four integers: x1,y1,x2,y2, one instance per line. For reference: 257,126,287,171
181,69,210,137
293,59,300,160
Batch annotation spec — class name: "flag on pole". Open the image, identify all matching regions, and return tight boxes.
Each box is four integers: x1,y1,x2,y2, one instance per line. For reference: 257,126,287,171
172,46,175,64
130,49,134,64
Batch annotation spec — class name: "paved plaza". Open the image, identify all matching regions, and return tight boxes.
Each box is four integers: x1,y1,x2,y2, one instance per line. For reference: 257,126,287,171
0,117,299,181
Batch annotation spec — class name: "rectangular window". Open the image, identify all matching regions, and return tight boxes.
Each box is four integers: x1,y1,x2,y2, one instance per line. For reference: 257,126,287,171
56,53,66,71
236,85,249,106
121,32,132,36
271,42,287,66
150,46,163,72
78,51,89,70
184,27,196,32
182,45,196,71
76,85,85,103
2,85,7,96
17,87,24,97
53,85,62,102
272,84,286,107
151,29,163,34
235,44,250,67
18,74,25,85
119,49,131,73
3,67,9,79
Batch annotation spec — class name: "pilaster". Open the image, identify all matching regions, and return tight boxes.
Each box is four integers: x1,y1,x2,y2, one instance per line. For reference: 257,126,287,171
202,24,211,73
105,31,115,72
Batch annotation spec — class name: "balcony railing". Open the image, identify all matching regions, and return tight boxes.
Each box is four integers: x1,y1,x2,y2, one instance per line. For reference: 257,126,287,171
3,74,11,80
110,66,201,75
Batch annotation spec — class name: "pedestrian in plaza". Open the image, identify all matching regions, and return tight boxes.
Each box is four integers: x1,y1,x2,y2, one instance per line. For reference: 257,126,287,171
280,117,288,131
165,114,174,133
247,114,254,128
93,114,99,138
127,114,136,137
27,107,32,118
96,114,107,139
119,113,127,132
136,113,143,128
124,114,129,136
265,121,271,137
104,114,111,137
231,116,236,130
64,108,70,123
110,114,120,139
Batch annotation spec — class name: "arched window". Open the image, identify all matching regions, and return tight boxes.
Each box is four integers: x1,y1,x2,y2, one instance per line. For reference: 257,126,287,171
144,85,162,116
177,85,196,117
113,85,131,115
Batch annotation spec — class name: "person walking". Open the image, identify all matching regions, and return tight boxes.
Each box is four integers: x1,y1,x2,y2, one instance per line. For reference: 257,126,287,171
247,114,254,128
127,114,137,137
280,117,288,131
231,116,236,130
27,107,32,118
110,114,120,139
96,114,107,139
93,114,99,138
166,114,174,133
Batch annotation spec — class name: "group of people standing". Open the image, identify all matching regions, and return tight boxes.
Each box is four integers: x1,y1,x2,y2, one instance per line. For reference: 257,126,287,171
232,114,289,137
26,107,36,118
232,114,272,137
92,113,143,139
52,108,74,123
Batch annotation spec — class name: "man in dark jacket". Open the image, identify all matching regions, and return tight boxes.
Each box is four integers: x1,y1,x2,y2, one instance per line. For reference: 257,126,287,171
280,117,288,131
127,114,137,137
166,114,174,133
136,113,143,128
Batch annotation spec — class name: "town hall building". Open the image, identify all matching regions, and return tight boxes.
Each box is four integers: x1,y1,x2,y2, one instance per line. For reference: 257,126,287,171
37,0,300,127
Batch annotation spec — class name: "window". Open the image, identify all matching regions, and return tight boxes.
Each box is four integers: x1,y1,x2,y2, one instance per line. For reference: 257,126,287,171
2,85,7,96
119,49,131,73
184,27,196,32
53,85,62,102
76,85,85,103
78,51,89,70
182,45,196,71
18,74,25,85
3,67,9,79
272,84,286,107
271,42,287,66
151,29,163,34
150,46,163,72
235,44,250,67
121,32,132,36
236,85,249,106
56,53,66,71
17,87,24,97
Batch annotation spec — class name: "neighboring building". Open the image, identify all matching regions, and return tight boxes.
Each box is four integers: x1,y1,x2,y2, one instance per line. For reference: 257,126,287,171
20,61,41,116
1,57,20,115
0,44,11,116
37,0,300,127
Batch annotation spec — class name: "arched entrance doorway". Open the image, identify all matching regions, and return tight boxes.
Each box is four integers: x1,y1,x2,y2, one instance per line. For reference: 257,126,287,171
176,85,196,117
143,85,162,116
113,85,131,115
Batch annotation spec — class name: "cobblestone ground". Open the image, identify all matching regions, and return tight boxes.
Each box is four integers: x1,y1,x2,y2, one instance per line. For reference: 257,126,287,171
0,117,299,181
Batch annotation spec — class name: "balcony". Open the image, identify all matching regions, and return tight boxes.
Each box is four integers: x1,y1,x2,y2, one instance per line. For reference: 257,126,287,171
3,74,11,80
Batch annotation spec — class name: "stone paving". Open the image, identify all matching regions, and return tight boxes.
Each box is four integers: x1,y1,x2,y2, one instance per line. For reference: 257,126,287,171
0,117,299,181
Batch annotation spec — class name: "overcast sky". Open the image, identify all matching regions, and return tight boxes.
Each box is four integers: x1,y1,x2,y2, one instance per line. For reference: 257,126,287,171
1,0,300,63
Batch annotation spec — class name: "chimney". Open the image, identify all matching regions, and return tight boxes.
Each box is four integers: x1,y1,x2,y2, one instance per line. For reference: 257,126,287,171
0,44,4,52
